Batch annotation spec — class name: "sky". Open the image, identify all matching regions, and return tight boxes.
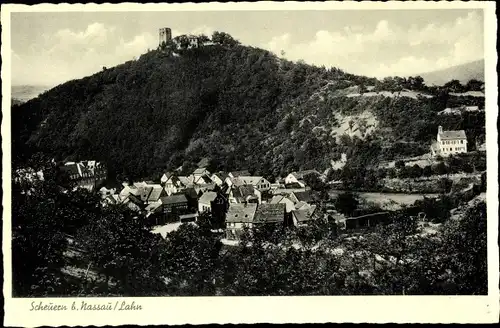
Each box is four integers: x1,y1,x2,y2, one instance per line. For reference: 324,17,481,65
10,9,484,86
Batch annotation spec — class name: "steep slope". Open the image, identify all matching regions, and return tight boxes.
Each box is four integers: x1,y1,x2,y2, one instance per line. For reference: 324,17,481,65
11,34,486,181
417,59,484,86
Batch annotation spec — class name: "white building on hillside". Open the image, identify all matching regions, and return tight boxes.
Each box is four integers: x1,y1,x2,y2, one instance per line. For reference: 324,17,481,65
431,126,467,157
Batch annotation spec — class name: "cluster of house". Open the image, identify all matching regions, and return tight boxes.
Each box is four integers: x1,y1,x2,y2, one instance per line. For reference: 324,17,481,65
60,160,107,191
98,167,325,240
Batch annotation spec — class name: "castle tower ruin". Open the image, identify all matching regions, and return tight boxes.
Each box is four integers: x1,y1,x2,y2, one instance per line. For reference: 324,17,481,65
159,27,172,46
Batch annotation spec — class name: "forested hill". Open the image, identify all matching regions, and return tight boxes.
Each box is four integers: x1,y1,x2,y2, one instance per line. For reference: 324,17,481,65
12,32,485,182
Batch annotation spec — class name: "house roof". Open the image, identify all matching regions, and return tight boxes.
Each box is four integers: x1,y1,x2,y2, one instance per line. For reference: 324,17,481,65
230,170,251,177
292,190,313,203
254,203,285,223
292,205,317,223
177,176,194,186
126,194,144,207
160,194,188,205
199,191,218,204
439,130,467,140
233,185,257,199
239,176,265,185
147,187,164,202
138,186,153,202
193,167,209,175
226,203,258,223
196,175,213,184
270,195,285,204
292,209,313,223
145,202,163,213
295,201,309,210
212,172,229,181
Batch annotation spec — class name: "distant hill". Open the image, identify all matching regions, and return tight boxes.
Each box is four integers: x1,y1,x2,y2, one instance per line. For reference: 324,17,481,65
12,98,24,106
11,85,52,103
11,32,486,181
418,59,484,86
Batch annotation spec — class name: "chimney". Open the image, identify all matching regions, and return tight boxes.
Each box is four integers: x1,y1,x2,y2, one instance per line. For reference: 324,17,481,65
438,126,443,134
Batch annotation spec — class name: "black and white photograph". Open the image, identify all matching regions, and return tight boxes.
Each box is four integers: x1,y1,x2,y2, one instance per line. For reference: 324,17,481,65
2,1,498,325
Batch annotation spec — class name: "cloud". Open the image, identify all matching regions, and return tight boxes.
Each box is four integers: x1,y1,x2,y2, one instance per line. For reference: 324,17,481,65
261,10,483,78
12,23,214,86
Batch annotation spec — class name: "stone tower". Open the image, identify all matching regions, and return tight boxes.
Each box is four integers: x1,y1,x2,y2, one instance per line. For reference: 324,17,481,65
159,27,172,46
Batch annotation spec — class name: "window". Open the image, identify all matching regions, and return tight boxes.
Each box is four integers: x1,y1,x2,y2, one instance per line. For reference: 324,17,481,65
461,140,464,144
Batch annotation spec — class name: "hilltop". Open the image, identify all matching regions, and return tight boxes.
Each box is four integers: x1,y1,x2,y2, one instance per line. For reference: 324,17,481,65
11,32,485,182
417,59,484,86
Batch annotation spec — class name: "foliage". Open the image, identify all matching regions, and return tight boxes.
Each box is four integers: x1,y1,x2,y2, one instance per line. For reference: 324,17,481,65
441,201,487,294
162,223,222,295
76,206,168,296
334,192,360,216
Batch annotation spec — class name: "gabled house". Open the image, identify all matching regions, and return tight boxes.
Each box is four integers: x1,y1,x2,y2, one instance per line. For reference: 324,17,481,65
122,194,145,213
239,176,271,191
198,191,218,213
228,185,262,204
194,174,213,185
182,187,200,213
146,186,167,204
193,183,216,195
254,203,286,226
160,194,189,221
99,186,117,198
193,167,211,179
289,190,313,204
119,184,140,199
225,203,258,240
226,176,271,191
284,170,321,188
138,186,154,203
61,160,107,191
291,205,319,227
164,175,194,195
269,195,296,213
160,172,174,185
431,125,468,157
211,172,229,186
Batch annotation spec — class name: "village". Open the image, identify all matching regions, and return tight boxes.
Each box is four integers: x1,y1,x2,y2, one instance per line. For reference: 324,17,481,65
52,121,486,248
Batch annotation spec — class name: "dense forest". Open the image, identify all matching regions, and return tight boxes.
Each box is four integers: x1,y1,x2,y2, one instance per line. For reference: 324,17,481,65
11,31,485,182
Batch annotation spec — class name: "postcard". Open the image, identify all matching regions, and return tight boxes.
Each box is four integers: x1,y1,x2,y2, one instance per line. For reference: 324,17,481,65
2,1,498,325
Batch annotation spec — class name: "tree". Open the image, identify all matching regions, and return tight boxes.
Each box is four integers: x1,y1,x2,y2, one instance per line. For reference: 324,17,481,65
443,79,464,93
211,31,240,47
303,172,326,191
77,207,167,296
162,223,222,295
334,192,360,217
12,164,70,296
465,79,484,92
442,201,487,294
11,156,100,296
